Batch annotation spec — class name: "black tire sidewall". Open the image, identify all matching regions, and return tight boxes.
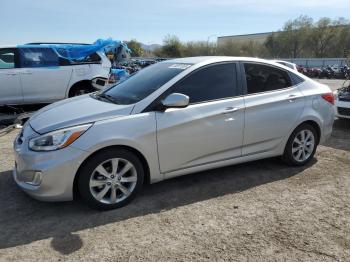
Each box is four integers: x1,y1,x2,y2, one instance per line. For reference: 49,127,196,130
78,148,144,210
282,124,318,166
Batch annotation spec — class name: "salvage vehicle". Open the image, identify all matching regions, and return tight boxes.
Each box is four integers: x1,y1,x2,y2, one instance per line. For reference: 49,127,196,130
334,83,350,119
0,44,111,106
13,57,335,210
319,66,335,79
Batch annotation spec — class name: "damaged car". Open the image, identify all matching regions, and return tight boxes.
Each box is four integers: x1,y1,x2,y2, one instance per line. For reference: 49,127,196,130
0,39,129,106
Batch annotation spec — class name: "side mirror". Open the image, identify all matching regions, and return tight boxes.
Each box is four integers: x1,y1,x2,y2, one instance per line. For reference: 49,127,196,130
161,93,189,109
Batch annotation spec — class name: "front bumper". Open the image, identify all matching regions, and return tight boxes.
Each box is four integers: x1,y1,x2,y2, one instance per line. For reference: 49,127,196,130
335,100,350,119
13,125,89,202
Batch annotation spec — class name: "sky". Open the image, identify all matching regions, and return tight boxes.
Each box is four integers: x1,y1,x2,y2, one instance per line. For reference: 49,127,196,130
1,0,349,45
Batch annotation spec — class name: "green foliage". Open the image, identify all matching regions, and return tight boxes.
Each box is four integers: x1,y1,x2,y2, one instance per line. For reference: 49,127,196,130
264,16,350,58
132,16,350,59
154,35,184,58
125,39,143,57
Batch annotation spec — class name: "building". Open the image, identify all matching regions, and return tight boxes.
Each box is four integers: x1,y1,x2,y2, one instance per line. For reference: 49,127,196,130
217,32,276,46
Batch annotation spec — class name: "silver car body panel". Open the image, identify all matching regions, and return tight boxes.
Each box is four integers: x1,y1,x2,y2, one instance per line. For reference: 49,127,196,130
29,94,134,134
13,57,334,201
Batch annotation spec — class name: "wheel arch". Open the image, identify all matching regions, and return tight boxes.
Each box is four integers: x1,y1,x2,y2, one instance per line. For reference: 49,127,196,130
67,80,93,97
73,145,151,200
288,119,322,146
300,120,321,144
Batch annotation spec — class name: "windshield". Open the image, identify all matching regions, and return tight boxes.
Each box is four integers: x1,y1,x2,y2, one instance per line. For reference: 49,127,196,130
100,62,192,105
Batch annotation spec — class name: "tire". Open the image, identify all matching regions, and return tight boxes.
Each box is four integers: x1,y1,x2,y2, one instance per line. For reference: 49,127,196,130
282,124,318,166
78,148,144,210
69,83,93,97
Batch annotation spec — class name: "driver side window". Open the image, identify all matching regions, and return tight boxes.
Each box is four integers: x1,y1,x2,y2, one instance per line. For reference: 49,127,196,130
171,63,238,104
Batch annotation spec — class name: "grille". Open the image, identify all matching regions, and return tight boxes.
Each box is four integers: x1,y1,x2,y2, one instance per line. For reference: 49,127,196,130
338,107,350,116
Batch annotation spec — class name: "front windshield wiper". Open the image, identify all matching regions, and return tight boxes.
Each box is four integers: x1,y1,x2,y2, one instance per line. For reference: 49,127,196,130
93,93,120,104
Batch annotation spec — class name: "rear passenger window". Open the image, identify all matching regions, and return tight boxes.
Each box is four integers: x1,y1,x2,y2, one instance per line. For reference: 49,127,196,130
172,63,238,104
84,52,101,63
244,63,292,94
0,49,15,69
19,48,59,68
290,73,305,85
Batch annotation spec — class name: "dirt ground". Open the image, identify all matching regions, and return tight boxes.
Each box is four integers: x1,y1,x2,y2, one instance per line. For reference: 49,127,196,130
0,80,350,261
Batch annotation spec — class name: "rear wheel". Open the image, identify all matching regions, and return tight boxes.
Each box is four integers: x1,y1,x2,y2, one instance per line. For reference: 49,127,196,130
282,124,318,166
78,149,144,210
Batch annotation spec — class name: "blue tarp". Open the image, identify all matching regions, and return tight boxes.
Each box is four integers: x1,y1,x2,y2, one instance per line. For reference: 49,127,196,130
18,38,130,62
110,68,129,80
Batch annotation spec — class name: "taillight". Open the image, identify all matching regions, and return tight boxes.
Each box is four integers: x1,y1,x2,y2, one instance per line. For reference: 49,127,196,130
321,93,335,105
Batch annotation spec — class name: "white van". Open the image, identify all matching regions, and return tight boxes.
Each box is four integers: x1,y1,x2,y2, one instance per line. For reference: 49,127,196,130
0,44,111,106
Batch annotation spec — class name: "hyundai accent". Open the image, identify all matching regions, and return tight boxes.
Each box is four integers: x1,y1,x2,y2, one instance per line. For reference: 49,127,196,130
13,57,335,210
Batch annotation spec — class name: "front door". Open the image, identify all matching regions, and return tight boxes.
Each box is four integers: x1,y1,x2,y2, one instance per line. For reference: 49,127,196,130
155,62,245,174
18,47,72,103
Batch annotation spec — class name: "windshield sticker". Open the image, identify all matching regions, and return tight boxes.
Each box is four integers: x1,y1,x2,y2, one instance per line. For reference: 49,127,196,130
168,64,191,70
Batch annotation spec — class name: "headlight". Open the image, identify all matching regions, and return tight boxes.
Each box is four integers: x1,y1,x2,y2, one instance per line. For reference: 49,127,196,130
29,124,92,151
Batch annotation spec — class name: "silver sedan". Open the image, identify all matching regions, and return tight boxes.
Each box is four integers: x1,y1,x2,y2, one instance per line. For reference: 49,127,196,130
13,57,335,210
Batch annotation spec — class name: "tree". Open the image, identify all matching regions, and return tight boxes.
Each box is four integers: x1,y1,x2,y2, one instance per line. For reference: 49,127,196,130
276,15,313,58
183,41,216,56
265,33,283,58
157,35,184,58
126,39,144,57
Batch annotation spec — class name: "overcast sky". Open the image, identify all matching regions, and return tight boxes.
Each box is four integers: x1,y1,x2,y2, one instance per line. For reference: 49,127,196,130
1,0,349,45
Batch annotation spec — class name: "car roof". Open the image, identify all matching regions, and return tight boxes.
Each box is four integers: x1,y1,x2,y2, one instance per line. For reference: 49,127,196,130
0,46,16,49
272,60,296,65
166,56,279,65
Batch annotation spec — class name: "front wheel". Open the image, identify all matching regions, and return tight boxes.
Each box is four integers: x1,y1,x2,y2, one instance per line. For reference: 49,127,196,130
78,149,144,210
282,124,318,166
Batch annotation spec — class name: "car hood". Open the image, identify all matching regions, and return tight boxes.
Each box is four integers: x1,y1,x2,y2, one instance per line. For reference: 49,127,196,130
29,94,134,134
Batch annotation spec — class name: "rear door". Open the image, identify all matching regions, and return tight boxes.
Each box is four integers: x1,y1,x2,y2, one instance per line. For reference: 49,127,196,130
155,62,245,174
241,62,306,156
18,47,72,103
0,48,23,105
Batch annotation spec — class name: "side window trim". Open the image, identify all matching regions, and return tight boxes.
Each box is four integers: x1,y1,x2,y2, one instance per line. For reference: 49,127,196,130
143,62,243,112
167,62,242,104
240,61,295,96
142,61,244,113
288,71,305,86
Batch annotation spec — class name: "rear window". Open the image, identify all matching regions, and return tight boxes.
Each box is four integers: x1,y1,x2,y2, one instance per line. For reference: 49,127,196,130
84,52,101,62
244,63,292,94
19,48,59,68
289,72,305,85
0,48,15,69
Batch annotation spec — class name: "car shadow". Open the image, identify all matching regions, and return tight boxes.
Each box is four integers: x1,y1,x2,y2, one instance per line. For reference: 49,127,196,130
322,118,350,151
0,157,315,254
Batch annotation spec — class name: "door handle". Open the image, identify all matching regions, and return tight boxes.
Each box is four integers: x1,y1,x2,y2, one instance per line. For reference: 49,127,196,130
5,72,17,76
222,107,240,114
288,94,298,102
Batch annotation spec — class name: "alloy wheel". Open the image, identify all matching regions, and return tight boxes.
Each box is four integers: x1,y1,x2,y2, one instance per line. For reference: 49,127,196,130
89,158,137,204
291,130,315,163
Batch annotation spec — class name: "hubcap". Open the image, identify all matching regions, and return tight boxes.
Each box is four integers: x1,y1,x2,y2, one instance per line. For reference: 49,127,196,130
89,158,137,204
292,130,315,162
